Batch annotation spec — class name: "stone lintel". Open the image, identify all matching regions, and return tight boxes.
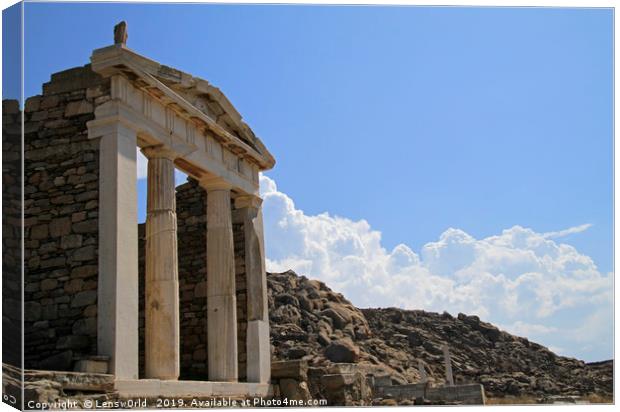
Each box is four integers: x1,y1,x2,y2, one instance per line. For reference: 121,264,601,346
90,99,258,195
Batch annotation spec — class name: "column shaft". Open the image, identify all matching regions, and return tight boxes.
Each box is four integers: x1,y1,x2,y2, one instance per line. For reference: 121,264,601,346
235,196,270,383
206,186,238,382
144,151,180,380
95,124,139,379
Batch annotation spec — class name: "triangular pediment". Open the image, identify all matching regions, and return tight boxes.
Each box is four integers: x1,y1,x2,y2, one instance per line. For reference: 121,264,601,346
153,65,258,150
90,44,275,171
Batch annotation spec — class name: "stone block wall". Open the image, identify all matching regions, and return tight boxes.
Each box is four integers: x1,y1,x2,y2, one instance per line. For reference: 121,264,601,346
22,65,109,370
3,100,24,368
176,179,208,379
233,215,248,382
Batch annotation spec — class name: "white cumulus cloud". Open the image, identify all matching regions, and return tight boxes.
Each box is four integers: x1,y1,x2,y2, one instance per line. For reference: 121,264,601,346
260,175,613,362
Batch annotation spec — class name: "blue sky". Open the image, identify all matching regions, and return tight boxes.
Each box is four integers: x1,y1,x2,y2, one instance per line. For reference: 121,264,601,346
13,3,613,361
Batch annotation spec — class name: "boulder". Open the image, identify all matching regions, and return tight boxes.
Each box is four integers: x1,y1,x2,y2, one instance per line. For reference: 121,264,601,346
279,379,311,401
325,339,360,363
271,360,309,381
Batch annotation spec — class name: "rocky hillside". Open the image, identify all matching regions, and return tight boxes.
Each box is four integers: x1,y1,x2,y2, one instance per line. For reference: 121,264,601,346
267,270,613,400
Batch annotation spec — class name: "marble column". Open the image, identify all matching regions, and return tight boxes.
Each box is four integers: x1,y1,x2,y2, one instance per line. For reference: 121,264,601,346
235,195,270,384
201,178,238,382
90,121,139,379
143,146,180,380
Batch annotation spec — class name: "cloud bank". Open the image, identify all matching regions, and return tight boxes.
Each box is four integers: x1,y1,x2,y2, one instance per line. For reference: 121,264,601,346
136,153,612,362
260,175,612,362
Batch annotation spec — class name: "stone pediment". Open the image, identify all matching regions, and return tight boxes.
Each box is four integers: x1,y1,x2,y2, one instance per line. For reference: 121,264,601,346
90,43,274,172
153,65,259,152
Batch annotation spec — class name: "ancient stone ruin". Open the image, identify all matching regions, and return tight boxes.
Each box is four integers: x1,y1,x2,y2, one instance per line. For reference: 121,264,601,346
2,23,500,408
14,22,275,399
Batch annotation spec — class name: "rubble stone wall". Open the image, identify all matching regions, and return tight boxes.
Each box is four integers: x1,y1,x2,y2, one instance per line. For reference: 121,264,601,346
22,65,110,370
233,213,248,382
3,100,24,369
175,179,209,379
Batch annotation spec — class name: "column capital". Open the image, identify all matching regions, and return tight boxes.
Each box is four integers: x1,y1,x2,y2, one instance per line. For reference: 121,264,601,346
87,117,137,141
234,194,263,210
141,144,177,160
199,176,232,191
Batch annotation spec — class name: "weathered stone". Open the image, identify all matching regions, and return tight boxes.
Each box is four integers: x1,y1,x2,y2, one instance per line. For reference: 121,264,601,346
49,217,71,237
72,211,87,222
86,86,105,99
40,257,66,269
327,363,359,375
72,219,97,233
39,350,74,371
42,304,59,320
30,110,49,122
279,378,311,402
408,331,423,347
64,279,85,294
73,245,95,261
321,308,348,329
40,278,59,291
325,339,360,363
25,302,42,321
31,224,49,240
71,265,98,278
194,281,207,298
71,290,97,307
3,99,19,113
40,95,59,109
271,360,308,381
74,359,109,374
61,234,83,249
25,96,42,112
72,317,97,336
57,335,90,350
193,347,207,362
75,190,97,202
64,100,93,117
83,304,97,317
275,293,299,307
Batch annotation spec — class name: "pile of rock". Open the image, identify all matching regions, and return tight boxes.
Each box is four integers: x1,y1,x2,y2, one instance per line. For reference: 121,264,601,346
268,270,613,401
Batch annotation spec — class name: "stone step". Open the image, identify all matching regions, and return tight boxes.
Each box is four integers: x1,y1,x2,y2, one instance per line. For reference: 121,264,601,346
271,360,308,381
24,370,115,392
